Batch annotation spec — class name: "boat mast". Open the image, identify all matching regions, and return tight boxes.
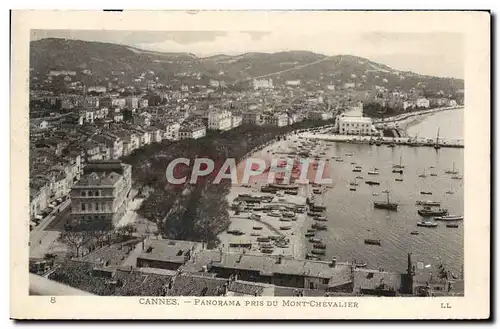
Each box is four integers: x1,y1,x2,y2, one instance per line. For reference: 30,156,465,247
436,127,440,145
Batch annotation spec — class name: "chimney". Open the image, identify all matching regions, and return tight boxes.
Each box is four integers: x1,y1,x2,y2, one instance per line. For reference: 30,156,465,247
329,257,337,268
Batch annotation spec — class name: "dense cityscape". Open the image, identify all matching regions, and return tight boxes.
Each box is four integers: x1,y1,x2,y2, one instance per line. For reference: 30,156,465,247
29,37,464,297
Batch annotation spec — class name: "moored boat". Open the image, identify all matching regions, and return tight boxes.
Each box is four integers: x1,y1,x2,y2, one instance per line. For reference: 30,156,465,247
395,178,403,182
420,191,433,195
373,190,398,211
311,249,326,255
416,200,441,206
364,239,381,246
365,181,380,186
418,207,448,217
410,231,420,235
313,243,326,249
311,223,327,231
392,169,403,174
268,210,281,217
306,253,320,260
305,232,315,238
417,220,438,228
434,215,463,221
309,238,322,243
313,216,328,222
446,223,460,228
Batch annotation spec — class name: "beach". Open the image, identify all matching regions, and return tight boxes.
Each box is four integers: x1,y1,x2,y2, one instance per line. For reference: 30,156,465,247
219,134,309,259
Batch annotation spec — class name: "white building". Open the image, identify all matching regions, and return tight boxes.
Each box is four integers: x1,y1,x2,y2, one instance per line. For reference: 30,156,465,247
231,114,243,128
416,98,430,108
126,97,139,110
209,79,221,88
179,123,206,140
252,78,274,90
337,116,375,135
403,101,415,111
208,110,232,131
164,122,180,141
262,113,289,127
87,86,107,93
285,80,301,86
344,82,356,89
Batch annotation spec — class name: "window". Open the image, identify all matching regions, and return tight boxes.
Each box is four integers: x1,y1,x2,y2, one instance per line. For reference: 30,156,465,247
81,191,86,197
81,203,86,211
95,190,100,197
322,278,329,285
94,203,98,211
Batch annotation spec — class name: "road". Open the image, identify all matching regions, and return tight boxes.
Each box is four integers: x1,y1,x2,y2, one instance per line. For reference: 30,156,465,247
29,199,71,258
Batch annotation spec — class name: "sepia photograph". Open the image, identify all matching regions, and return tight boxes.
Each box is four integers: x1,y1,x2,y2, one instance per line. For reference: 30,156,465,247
10,10,490,319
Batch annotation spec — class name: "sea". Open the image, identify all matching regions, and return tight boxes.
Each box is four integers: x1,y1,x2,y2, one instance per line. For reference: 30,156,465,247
305,108,464,275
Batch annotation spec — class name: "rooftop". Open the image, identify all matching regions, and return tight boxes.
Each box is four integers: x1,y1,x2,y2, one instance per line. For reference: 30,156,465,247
74,171,122,187
210,253,352,280
137,239,201,264
353,269,401,292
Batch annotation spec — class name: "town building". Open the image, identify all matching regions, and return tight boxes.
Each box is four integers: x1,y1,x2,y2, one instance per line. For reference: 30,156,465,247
138,99,149,109
126,96,139,110
208,253,353,291
403,100,415,111
179,122,206,140
231,114,243,128
308,111,334,121
208,110,232,131
92,134,124,159
262,113,289,127
87,86,107,93
242,112,263,125
48,70,76,77
163,122,181,141
70,161,132,230
285,80,301,86
252,78,274,90
136,239,203,271
336,115,376,135
416,98,430,108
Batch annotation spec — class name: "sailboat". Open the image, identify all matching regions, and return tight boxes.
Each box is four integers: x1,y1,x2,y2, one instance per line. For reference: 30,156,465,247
418,169,427,178
434,128,441,150
373,185,398,211
392,154,405,169
445,162,459,175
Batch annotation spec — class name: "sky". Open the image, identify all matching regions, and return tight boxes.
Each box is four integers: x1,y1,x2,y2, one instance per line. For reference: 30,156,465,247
31,30,464,79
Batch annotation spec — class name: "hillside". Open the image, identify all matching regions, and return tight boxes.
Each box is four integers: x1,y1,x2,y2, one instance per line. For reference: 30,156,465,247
30,38,464,94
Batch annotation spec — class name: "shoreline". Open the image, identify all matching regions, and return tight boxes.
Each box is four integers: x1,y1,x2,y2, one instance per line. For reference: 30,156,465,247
372,105,464,126
219,135,307,260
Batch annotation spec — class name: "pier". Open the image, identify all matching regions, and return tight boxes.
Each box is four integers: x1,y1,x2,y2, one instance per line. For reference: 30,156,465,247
298,133,464,149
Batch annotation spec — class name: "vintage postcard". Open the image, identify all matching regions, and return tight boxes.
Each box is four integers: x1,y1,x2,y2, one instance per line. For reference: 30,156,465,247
10,10,490,319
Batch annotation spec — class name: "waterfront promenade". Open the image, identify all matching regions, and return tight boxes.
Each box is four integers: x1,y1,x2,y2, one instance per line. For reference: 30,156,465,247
299,132,464,148
372,106,464,126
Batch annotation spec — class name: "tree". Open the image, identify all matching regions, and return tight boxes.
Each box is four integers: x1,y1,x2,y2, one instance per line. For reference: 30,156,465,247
58,230,94,257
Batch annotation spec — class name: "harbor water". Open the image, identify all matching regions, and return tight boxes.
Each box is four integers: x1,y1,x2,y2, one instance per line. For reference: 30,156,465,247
306,108,464,274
